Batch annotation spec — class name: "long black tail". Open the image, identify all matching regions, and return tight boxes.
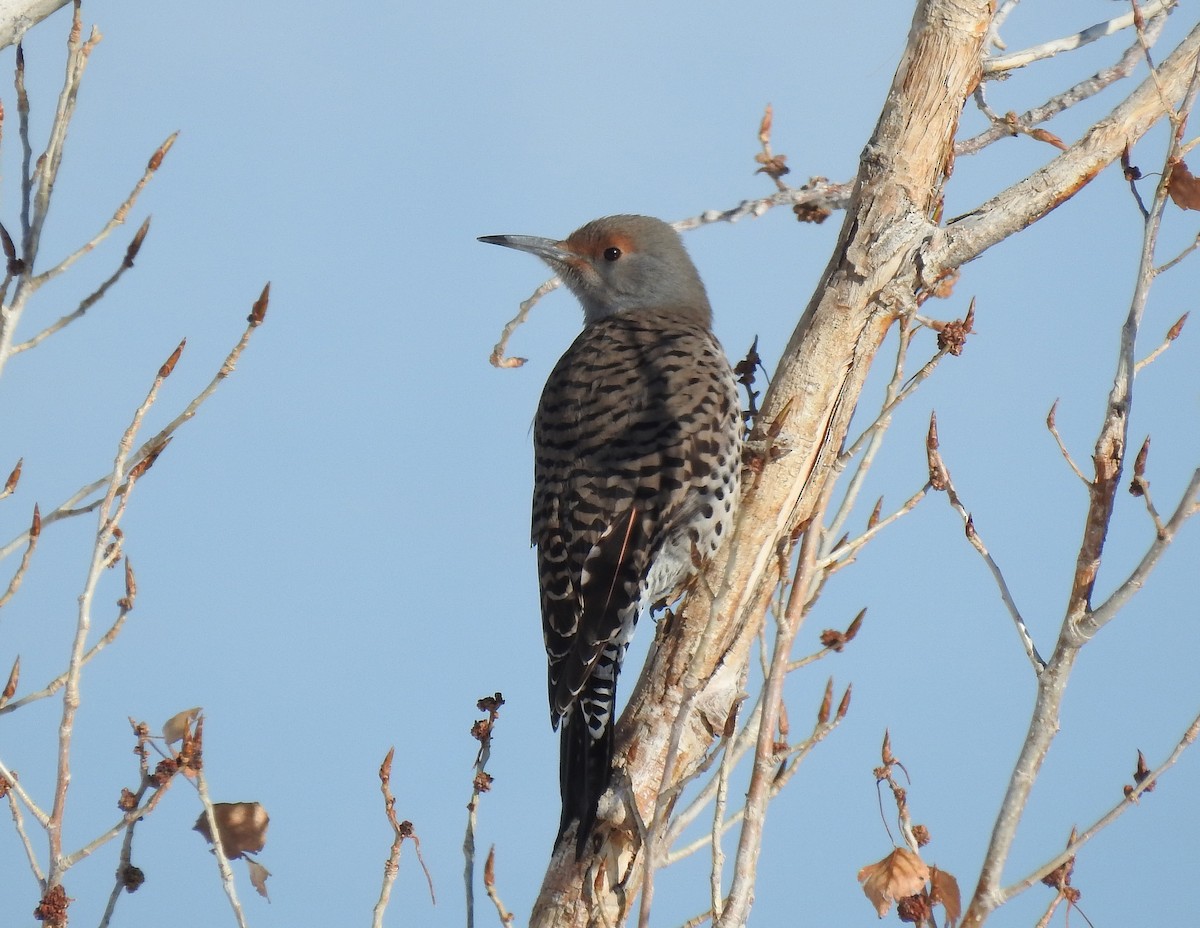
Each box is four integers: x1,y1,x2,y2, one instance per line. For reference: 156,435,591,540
556,704,615,859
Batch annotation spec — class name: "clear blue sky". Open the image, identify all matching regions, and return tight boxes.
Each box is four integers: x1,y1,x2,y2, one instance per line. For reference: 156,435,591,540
1,2,1197,926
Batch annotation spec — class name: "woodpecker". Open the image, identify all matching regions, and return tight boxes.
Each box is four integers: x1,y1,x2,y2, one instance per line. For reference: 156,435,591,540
480,215,742,856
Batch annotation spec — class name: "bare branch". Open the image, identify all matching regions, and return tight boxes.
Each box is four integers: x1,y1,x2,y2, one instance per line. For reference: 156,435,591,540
12,218,153,353
1045,400,1090,485
0,292,269,560
195,766,250,928
983,0,1174,74
1000,710,1200,904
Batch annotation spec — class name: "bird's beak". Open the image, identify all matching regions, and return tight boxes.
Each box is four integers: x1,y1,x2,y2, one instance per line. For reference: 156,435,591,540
477,233,575,267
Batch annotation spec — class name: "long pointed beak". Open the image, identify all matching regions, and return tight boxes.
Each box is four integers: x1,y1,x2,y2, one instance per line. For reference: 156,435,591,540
477,233,575,266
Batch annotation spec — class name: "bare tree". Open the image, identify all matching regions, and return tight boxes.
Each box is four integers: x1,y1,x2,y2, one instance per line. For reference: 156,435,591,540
0,4,270,925
513,2,1200,926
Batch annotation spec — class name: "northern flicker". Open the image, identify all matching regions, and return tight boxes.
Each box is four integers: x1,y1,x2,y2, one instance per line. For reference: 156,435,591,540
480,215,742,856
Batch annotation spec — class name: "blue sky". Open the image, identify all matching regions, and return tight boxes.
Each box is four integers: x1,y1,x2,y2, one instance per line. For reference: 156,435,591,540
1,2,1197,926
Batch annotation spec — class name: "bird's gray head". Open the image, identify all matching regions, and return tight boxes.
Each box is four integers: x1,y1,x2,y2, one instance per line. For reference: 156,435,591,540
479,214,712,326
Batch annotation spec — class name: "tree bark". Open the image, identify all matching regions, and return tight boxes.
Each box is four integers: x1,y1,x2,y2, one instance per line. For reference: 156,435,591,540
0,0,69,51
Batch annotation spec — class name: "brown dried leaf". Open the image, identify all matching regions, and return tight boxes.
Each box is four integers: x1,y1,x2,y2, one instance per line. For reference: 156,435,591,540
930,867,962,928
1168,161,1200,211
857,847,930,917
246,857,271,900
193,802,270,859
162,707,202,744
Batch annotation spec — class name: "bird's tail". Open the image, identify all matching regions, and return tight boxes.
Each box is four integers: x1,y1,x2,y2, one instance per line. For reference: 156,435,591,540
556,703,615,859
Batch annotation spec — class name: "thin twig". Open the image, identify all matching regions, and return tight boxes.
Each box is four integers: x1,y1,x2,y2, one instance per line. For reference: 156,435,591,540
1045,400,1090,485
6,779,46,883
33,135,174,288
927,415,1046,672
465,695,502,928
960,14,1168,157
1154,231,1200,273
195,766,249,928
713,482,834,928
0,504,38,607
1134,312,1188,371
962,44,1200,928
0,596,134,715
0,287,270,560
983,0,1174,74
1000,710,1200,903
482,847,514,928
12,218,152,353
1085,467,1200,633
0,755,48,826
824,315,916,548
47,338,176,886
372,747,406,928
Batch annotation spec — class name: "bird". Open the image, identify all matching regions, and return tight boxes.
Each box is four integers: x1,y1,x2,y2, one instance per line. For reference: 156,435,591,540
479,215,742,857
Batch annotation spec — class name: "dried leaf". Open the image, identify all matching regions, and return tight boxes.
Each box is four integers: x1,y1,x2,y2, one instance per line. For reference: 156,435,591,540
246,857,271,900
162,707,202,744
857,847,930,917
930,867,962,928
1168,161,1200,211
193,802,270,859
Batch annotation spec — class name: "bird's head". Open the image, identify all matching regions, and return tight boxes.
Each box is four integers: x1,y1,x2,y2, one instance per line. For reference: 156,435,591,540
479,214,711,326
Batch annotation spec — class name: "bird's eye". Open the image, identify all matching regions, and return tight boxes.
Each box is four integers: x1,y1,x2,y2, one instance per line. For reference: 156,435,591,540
603,247,622,262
